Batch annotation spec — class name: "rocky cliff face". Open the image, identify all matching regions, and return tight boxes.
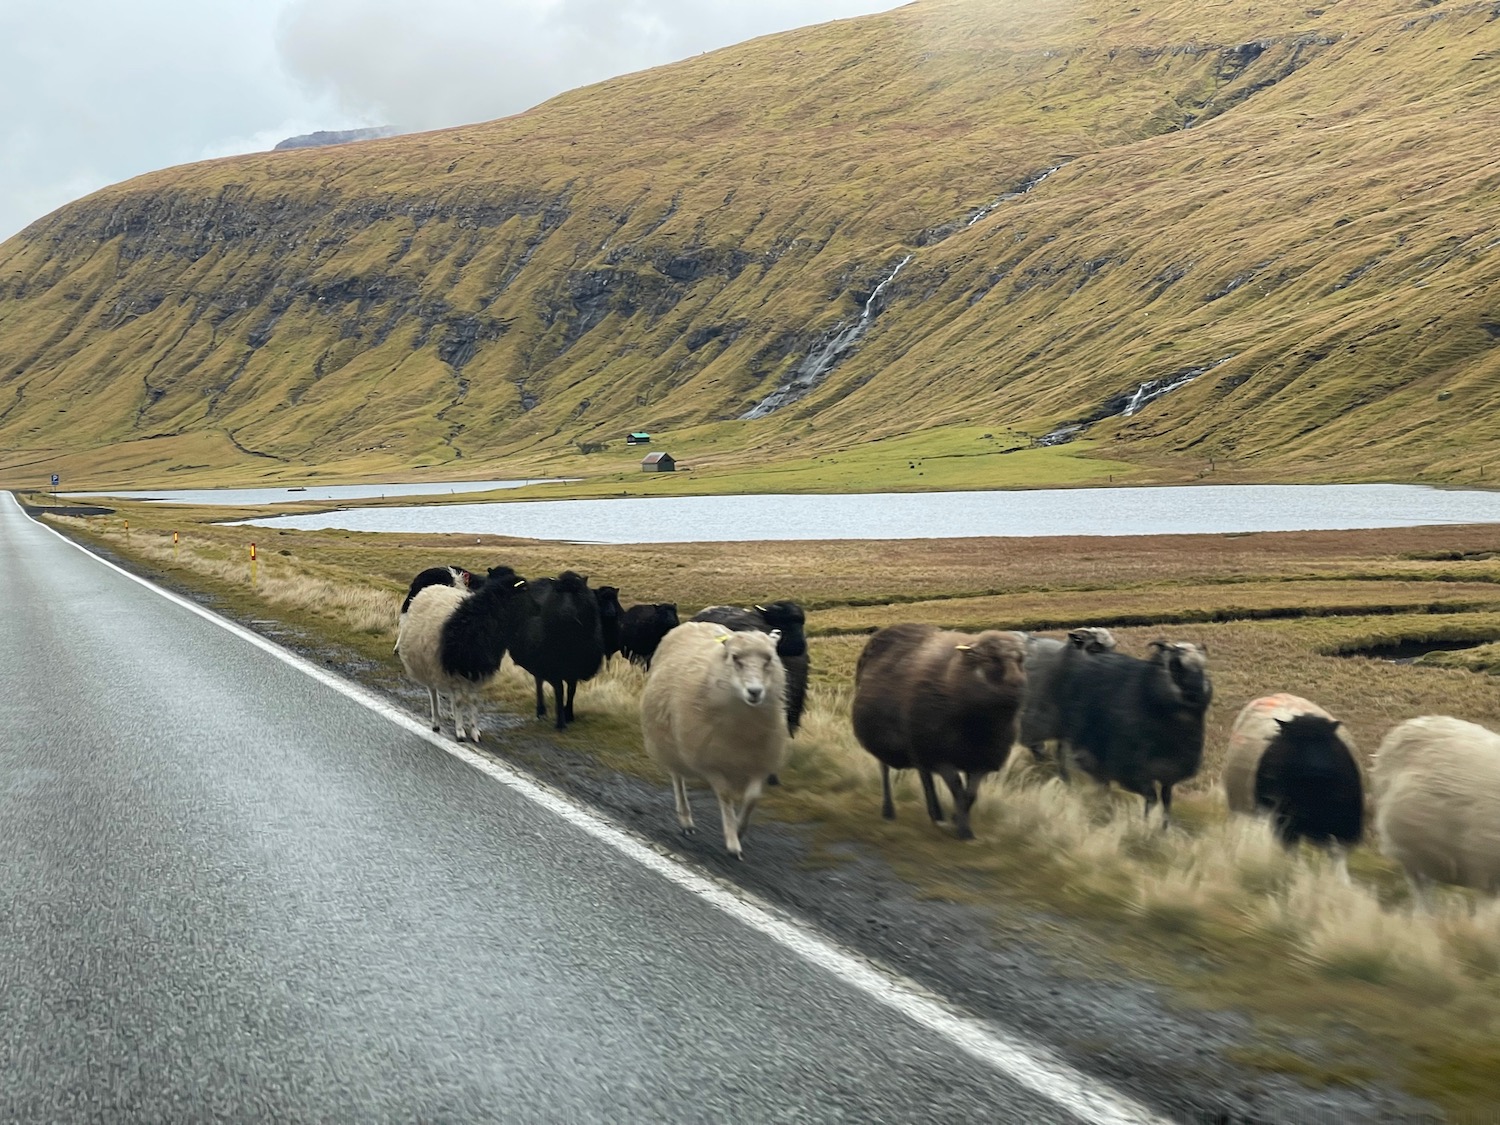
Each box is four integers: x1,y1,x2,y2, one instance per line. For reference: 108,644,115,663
273,127,400,151
2,0,1498,484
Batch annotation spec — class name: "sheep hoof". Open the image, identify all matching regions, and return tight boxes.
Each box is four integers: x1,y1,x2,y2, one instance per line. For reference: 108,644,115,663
955,826,975,841
431,723,441,732
679,825,697,836
767,773,781,787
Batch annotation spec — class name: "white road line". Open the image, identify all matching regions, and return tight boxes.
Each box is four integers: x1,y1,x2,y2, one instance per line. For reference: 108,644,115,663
14,493,1177,1125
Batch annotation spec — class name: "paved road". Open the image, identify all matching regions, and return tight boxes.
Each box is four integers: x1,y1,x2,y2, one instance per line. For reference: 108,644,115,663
0,494,1157,1124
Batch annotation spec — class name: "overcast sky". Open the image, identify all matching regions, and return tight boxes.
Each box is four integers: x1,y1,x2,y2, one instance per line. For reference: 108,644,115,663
0,0,903,242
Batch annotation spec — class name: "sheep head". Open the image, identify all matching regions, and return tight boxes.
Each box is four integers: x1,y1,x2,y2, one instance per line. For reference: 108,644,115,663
1067,627,1118,653
1149,640,1213,709
955,630,1028,691
717,629,782,708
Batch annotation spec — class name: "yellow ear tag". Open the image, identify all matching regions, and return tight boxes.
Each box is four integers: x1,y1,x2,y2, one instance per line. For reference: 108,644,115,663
716,634,730,644
955,644,973,651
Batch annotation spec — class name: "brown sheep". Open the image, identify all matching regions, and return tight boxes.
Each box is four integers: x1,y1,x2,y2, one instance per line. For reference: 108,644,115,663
851,623,1027,840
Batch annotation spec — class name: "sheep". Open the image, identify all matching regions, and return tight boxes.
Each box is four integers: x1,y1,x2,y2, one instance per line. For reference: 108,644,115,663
1059,640,1212,826
1223,693,1363,852
692,600,809,788
394,565,472,654
851,623,1027,840
619,603,680,669
1018,627,1118,777
397,566,528,741
1372,715,1500,904
596,585,623,660
640,621,788,858
505,570,606,730
692,600,809,736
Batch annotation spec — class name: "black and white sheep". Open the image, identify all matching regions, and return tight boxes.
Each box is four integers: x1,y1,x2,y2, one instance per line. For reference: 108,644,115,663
640,621,788,858
394,565,475,654
619,603,680,669
397,566,528,741
1223,693,1363,851
1373,715,1500,903
851,623,1028,840
1059,640,1213,826
506,570,606,730
1018,627,1117,777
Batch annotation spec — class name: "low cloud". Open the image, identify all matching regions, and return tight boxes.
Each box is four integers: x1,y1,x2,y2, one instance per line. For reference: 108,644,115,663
276,0,901,130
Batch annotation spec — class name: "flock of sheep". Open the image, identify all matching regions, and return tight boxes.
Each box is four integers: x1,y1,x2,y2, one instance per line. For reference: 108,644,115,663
392,563,1500,898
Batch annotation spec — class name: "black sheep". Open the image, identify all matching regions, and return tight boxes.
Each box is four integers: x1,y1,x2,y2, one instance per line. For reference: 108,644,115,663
1255,715,1365,849
619,603,680,669
596,585,623,660
506,570,605,730
1060,641,1213,826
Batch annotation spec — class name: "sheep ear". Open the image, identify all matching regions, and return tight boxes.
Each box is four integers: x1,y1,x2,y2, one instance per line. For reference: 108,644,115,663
754,604,767,613
1148,640,1171,654
715,634,730,645
767,629,782,644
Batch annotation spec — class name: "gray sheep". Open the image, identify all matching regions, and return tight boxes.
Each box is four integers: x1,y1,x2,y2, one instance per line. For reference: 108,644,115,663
1059,641,1213,826
1019,627,1117,778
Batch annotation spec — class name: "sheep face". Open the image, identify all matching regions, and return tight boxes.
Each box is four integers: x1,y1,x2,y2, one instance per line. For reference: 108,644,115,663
1067,627,1117,654
656,604,680,630
1149,641,1212,708
956,630,1028,691
720,629,782,707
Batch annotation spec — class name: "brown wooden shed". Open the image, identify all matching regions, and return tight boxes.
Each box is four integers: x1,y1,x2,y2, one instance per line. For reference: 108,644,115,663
640,451,676,473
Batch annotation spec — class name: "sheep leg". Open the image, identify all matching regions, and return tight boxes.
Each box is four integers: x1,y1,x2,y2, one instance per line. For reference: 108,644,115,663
427,687,441,732
563,680,577,723
1054,741,1073,782
736,791,761,839
550,680,567,729
1159,783,1175,830
717,792,744,859
466,696,482,744
671,774,696,834
533,677,547,719
880,765,897,820
917,768,946,825
935,764,976,840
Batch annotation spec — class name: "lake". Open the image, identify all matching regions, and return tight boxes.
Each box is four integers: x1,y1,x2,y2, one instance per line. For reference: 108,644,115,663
230,483,1500,543
63,478,567,506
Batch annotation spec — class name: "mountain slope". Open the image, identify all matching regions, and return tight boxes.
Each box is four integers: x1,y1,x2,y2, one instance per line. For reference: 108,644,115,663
2,0,1498,486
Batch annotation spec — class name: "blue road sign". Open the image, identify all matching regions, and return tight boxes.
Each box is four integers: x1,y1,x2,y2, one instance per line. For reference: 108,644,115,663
50,474,59,487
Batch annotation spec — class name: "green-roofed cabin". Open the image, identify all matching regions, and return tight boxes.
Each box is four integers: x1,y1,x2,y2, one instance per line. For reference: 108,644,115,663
626,432,652,444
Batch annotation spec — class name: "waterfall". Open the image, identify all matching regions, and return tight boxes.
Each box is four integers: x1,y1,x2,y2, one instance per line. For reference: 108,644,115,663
964,165,1064,229
739,255,912,421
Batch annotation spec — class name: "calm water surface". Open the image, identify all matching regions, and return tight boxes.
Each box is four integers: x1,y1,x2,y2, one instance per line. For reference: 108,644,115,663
232,483,1500,543
64,479,567,506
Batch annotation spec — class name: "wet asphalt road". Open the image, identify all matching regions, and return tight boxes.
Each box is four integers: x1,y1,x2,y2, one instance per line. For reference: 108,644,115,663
0,494,1141,1124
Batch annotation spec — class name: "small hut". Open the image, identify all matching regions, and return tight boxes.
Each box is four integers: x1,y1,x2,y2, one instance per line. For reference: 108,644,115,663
626,431,652,445
640,451,676,473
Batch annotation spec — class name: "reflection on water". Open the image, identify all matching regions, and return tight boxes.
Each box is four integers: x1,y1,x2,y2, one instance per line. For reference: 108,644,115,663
232,483,1500,544
64,479,568,506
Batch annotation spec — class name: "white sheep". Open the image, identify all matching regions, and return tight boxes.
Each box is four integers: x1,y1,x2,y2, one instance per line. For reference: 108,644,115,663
1373,715,1500,905
640,621,788,859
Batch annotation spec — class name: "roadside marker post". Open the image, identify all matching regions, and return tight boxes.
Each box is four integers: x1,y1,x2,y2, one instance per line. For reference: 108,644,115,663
250,542,257,585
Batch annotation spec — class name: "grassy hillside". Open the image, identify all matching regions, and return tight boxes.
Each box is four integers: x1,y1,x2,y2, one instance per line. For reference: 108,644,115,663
2,0,1499,487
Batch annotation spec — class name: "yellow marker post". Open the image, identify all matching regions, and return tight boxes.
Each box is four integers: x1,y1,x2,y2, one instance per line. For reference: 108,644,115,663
249,542,258,585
